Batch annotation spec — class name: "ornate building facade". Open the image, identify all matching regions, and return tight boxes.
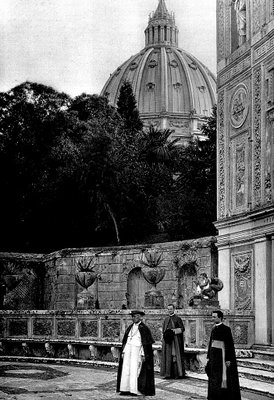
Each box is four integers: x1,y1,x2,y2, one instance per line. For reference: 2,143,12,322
101,0,216,142
215,0,274,346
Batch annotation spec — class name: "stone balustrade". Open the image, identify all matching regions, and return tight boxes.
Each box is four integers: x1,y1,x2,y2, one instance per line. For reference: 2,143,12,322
0,309,254,372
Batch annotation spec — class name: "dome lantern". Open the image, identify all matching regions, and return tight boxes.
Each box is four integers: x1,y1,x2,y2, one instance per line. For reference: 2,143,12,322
145,0,178,48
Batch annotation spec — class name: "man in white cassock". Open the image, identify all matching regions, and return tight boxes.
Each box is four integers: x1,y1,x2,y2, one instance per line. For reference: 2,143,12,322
117,310,155,396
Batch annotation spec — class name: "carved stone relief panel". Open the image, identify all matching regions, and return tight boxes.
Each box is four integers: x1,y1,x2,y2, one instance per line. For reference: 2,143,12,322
264,109,274,204
33,319,53,336
203,322,213,348
266,67,274,108
232,251,252,310
145,319,162,341
218,90,226,218
57,320,76,337
80,320,98,337
232,322,249,344
9,319,28,336
230,84,249,128
230,133,249,212
189,320,197,346
253,67,262,207
102,320,120,340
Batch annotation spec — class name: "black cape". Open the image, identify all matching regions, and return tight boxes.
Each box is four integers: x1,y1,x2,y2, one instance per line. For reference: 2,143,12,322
117,321,155,396
207,323,241,400
160,314,185,378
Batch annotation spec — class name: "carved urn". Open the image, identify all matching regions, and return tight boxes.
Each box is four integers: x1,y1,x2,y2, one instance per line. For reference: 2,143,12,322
141,250,166,308
75,257,97,310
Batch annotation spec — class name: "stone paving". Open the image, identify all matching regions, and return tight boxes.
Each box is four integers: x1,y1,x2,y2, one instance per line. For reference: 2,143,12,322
0,362,254,400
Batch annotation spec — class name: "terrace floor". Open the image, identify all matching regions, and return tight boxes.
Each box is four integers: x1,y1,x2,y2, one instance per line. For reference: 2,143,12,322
0,361,270,400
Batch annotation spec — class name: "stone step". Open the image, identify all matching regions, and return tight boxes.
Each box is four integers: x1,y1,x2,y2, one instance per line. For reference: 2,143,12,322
252,350,274,361
238,366,274,384
188,371,274,400
252,345,274,353
238,357,274,373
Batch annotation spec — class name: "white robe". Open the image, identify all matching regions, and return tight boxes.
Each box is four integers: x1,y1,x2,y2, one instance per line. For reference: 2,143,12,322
120,323,144,395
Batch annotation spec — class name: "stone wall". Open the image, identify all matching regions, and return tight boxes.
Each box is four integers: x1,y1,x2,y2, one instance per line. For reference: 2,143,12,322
0,237,217,312
42,236,217,310
0,253,44,310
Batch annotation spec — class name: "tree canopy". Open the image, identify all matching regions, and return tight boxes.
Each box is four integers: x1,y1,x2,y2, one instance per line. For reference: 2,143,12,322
0,81,217,252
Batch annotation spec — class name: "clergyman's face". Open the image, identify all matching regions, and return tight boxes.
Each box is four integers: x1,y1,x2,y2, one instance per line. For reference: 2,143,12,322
212,312,222,324
132,313,142,323
167,305,175,315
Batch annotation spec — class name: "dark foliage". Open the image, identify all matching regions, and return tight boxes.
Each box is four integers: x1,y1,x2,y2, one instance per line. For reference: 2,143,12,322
0,81,217,253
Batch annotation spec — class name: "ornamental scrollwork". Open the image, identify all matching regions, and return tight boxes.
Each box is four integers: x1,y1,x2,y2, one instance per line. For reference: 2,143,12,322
253,68,262,206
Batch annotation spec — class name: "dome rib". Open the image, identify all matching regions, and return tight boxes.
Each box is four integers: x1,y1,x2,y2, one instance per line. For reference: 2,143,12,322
134,48,154,108
174,49,195,114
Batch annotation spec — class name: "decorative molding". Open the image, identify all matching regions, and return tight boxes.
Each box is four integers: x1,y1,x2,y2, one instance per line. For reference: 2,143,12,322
254,34,274,62
219,56,251,86
169,120,189,128
217,0,225,61
225,1,231,58
218,91,226,218
253,67,262,206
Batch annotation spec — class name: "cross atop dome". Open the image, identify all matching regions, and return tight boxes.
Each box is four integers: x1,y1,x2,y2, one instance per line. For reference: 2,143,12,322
145,0,178,47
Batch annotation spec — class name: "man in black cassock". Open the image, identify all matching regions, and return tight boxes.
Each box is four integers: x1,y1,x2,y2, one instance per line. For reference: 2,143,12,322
160,304,186,379
117,310,155,396
206,310,241,400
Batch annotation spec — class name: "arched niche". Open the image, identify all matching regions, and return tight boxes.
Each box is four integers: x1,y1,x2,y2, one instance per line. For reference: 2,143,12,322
126,267,150,309
177,263,197,309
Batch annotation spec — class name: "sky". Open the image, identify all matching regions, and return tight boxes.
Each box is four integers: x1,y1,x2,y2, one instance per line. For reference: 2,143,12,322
0,0,216,98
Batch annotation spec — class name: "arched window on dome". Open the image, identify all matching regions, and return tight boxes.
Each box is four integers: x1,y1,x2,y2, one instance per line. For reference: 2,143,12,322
158,25,161,42
152,26,155,43
164,25,167,41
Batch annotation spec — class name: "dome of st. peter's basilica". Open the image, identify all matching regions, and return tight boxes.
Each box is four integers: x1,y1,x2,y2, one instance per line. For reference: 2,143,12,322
101,0,216,142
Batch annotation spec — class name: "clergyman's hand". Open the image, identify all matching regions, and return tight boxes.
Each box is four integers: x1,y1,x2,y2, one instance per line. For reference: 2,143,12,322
141,355,145,362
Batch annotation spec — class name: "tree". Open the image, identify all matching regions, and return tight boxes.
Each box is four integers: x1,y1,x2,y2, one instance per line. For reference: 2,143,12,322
0,82,74,251
165,106,217,240
117,80,143,133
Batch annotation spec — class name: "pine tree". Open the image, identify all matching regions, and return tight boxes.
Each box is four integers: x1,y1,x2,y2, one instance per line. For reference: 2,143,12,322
117,80,143,133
